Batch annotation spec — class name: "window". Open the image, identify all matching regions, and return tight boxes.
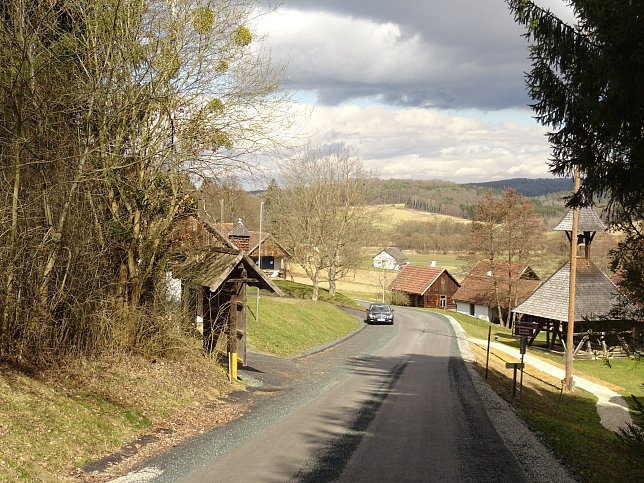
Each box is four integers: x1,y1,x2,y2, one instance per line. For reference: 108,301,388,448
440,295,447,308
469,303,475,316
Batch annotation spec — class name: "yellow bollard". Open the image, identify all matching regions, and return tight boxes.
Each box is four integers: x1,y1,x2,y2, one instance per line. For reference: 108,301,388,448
231,352,237,380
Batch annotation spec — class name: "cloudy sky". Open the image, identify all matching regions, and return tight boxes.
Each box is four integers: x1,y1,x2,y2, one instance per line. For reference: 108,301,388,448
255,0,577,183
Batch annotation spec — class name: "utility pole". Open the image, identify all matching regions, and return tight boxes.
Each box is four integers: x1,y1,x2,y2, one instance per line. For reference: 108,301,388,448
564,167,580,391
256,201,264,324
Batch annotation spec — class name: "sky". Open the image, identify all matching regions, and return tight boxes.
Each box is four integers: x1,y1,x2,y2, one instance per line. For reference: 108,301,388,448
254,0,578,184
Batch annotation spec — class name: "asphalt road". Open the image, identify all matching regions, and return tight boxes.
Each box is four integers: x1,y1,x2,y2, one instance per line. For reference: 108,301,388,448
123,307,539,482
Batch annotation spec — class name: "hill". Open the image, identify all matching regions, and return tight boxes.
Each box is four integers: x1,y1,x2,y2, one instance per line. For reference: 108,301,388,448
369,178,568,223
469,177,574,197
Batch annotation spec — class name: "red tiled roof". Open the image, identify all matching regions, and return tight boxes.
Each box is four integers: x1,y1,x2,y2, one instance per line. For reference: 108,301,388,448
387,265,456,295
467,260,538,280
453,260,540,307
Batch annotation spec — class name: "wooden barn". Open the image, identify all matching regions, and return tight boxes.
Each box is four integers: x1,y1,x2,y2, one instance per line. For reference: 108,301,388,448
453,261,541,324
387,265,460,308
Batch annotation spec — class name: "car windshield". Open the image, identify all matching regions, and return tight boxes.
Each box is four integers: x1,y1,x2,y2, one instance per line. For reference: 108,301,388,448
370,304,390,312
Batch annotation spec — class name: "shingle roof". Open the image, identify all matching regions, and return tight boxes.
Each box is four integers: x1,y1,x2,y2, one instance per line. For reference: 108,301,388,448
553,208,606,232
172,247,283,296
453,260,540,307
513,260,623,321
228,218,251,237
215,222,288,257
387,265,458,295
466,260,539,280
382,247,406,262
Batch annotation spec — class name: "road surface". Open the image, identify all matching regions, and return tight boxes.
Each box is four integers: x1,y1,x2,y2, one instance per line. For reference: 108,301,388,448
121,307,572,482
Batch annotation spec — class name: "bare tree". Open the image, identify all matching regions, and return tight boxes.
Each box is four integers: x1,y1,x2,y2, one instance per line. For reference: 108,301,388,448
0,0,292,359
267,145,375,300
470,189,542,327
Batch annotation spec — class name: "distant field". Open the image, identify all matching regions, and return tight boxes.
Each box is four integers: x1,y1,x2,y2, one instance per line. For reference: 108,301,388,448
372,204,470,229
402,252,469,274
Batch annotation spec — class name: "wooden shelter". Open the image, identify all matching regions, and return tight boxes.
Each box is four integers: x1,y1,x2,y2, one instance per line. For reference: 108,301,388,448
453,261,540,323
170,213,283,365
387,265,460,308
513,208,634,357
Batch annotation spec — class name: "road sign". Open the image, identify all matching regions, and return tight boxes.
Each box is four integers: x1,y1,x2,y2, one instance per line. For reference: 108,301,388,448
514,321,535,337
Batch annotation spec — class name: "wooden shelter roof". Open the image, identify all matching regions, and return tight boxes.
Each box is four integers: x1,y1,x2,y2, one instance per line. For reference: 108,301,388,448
513,260,624,322
387,265,459,296
553,208,606,232
172,247,283,296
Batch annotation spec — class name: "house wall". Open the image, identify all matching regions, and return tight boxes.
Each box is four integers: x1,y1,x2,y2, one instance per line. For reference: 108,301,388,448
374,252,399,270
423,272,459,308
252,256,285,277
455,301,496,322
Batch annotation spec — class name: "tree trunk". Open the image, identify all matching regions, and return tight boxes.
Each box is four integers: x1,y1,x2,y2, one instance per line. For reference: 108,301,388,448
311,270,319,301
328,266,337,297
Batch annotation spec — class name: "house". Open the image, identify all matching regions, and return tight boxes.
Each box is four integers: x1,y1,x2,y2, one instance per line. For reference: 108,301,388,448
373,248,407,270
387,264,460,308
453,261,541,323
218,220,290,278
168,212,283,365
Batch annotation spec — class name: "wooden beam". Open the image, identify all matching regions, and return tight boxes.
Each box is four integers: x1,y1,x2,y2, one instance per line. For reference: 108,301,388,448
225,278,259,284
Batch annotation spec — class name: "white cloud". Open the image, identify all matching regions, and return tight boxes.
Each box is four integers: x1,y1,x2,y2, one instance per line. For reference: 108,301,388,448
292,103,552,183
260,9,430,83
252,1,572,184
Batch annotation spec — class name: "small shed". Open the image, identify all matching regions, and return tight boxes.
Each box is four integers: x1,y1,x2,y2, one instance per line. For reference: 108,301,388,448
453,261,540,323
169,212,283,365
374,248,407,270
172,247,283,365
387,264,460,308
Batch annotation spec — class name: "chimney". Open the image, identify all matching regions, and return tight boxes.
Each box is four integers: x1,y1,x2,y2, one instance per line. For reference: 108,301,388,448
228,218,250,252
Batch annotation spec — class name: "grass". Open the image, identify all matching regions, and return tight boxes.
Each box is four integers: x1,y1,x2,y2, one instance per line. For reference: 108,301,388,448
439,309,644,482
402,252,469,273
0,353,233,481
272,280,363,309
373,204,470,230
247,293,362,357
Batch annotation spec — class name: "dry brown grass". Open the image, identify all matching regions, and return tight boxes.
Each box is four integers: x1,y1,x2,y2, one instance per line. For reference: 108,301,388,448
0,354,246,481
374,204,471,227
288,267,383,300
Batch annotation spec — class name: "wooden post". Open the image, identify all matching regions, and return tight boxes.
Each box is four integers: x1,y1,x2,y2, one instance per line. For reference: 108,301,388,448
485,325,491,379
228,281,238,356
564,167,580,391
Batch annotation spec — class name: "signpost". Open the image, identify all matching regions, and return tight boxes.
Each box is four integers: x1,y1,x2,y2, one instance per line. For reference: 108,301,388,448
510,320,535,400
514,321,535,338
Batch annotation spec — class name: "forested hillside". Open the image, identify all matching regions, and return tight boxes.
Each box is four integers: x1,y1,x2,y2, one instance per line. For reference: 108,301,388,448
369,178,570,223
470,177,574,196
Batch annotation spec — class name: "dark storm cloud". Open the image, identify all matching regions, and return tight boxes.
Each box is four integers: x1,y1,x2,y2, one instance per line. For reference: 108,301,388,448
263,0,538,110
